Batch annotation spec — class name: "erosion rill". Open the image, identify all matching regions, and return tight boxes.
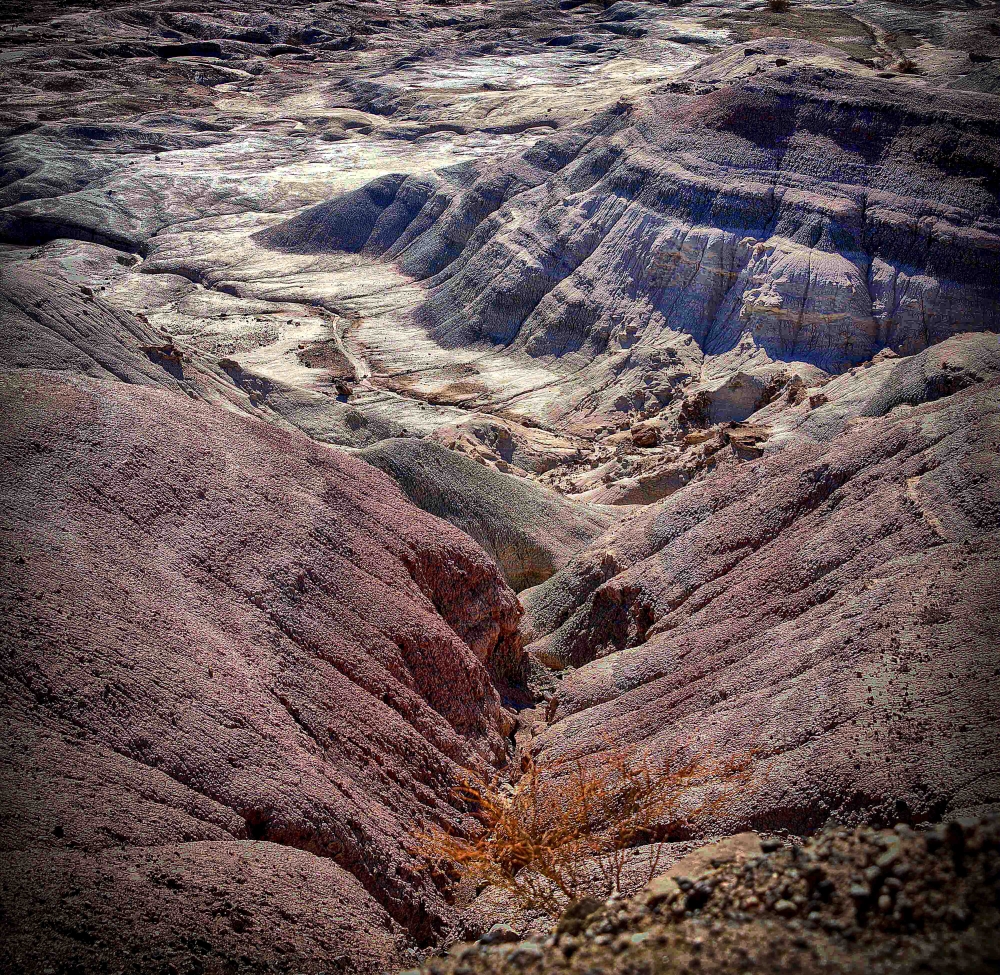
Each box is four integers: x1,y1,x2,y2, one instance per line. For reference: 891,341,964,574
0,2,998,974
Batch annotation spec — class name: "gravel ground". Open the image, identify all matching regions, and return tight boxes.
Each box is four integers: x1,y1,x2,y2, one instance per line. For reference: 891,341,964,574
410,817,1000,975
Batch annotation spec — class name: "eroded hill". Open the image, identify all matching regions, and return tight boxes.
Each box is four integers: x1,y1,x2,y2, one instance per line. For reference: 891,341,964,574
1,2,999,973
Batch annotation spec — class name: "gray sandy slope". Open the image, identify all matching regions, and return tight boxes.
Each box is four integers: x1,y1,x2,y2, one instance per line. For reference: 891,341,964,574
360,438,615,591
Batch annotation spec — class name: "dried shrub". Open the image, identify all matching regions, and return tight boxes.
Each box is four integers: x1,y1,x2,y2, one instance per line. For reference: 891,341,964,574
767,0,791,12
418,743,756,914
894,58,918,74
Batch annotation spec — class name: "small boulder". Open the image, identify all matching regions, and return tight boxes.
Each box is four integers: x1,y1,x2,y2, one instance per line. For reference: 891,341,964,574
630,422,660,448
639,876,681,910
509,943,543,966
556,895,605,936
480,923,521,945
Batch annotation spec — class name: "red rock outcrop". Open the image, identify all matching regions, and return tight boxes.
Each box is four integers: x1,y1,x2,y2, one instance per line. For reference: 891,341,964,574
524,371,1000,831
0,370,524,972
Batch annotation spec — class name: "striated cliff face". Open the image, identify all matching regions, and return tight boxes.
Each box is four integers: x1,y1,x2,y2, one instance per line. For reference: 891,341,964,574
0,371,524,971
262,38,1000,431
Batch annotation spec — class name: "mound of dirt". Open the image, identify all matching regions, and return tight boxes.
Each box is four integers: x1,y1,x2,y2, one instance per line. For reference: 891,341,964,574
359,438,614,591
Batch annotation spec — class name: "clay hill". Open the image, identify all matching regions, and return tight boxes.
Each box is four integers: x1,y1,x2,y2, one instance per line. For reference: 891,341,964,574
522,335,1000,834
358,438,614,592
1,1,999,973
0,371,524,973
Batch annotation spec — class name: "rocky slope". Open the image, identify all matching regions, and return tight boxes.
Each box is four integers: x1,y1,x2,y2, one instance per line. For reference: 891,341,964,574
412,817,1000,975
0,370,525,972
521,346,1000,832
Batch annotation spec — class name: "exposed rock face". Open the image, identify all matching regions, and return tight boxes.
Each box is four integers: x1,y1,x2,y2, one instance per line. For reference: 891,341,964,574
521,360,1000,830
359,438,614,592
0,371,525,970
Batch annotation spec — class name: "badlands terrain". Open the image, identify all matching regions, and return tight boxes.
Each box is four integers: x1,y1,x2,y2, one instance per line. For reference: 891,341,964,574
1,0,999,973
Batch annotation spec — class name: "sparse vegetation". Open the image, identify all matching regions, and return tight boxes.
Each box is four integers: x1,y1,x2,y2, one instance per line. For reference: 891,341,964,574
419,744,756,914
894,57,919,74
767,0,791,13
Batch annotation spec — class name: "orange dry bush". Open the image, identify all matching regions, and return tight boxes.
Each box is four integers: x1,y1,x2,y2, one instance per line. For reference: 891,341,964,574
420,744,756,913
